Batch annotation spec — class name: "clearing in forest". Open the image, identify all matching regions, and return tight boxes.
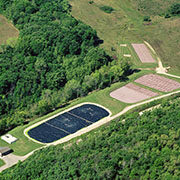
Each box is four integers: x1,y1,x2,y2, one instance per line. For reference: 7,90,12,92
135,74,180,92
0,15,19,45
110,83,158,103
70,0,180,74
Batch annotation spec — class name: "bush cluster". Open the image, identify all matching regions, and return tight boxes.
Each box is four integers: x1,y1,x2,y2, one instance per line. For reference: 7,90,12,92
99,6,114,14
170,3,180,16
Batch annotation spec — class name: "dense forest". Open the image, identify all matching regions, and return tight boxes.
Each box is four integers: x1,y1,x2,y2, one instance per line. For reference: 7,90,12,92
0,97,180,179
0,0,130,134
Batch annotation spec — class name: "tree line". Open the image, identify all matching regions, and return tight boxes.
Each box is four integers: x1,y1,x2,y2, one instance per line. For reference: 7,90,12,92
0,0,130,134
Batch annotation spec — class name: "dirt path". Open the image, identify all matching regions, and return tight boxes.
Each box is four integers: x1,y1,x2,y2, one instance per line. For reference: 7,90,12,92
144,41,156,55
144,41,180,79
1,89,180,173
156,57,180,79
0,146,45,172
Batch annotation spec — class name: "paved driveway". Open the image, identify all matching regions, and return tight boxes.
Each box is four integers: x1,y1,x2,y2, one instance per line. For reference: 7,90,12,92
0,154,26,172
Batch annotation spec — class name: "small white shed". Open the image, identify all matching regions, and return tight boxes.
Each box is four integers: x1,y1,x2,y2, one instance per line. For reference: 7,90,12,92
1,134,18,144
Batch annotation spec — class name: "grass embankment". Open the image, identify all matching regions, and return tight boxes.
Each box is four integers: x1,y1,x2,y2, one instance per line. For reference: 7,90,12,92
70,0,180,75
0,0,179,156
0,159,5,167
0,68,179,156
0,127,43,156
1,97,180,179
0,70,149,156
0,15,19,46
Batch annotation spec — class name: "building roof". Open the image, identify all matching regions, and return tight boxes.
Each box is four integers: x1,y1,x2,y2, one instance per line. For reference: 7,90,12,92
1,134,18,144
0,147,11,154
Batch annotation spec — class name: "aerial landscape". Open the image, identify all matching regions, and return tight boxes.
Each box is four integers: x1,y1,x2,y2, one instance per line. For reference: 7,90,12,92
0,0,180,179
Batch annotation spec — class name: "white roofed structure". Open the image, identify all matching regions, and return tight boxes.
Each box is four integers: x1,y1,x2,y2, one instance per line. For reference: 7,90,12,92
1,134,18,144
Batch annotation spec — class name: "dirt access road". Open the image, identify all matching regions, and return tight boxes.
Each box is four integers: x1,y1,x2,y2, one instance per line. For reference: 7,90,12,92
144,41,180,79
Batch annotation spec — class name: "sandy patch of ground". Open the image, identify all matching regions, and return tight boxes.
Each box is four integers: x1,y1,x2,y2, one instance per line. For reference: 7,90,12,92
110,83,158,103
0,15,19,45
132,43,155,63
135,74,180,92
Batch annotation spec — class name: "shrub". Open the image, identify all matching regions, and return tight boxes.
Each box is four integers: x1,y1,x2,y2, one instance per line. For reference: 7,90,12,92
170,3,180,15
88,1,94,4
143,16,151,22
111,47,116,51
99,6,114,14
164,13,171,18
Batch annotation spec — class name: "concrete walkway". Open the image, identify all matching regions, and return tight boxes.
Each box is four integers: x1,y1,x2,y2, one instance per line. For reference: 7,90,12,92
0,154,26,172
0,146,45,172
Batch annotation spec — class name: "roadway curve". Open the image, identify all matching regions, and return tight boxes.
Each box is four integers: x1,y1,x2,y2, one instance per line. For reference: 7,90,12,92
144,41,180,79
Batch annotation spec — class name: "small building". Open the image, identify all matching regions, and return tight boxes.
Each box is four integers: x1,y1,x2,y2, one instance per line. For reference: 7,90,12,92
0,147,13,157
1,134,18,144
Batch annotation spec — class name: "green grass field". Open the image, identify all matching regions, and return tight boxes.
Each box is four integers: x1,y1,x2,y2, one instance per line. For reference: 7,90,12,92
0,67,179,156
0,70,152,156
0,15,19,46
1,68,179,156
0,0,179,157
0,126,43,156
70,0,180,75
0,159,5,167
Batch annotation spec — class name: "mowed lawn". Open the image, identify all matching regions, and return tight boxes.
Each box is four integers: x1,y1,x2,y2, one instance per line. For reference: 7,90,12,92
0,70,148,156
0,159,5,167
0,69,179,156
70,0,180,75
0,15,19,45
0,126,43,156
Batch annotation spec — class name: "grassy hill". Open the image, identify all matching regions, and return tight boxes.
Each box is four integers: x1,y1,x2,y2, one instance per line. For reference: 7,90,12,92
0,97,180,179
132,0,179,16
70,0,180,75
0,1,179,178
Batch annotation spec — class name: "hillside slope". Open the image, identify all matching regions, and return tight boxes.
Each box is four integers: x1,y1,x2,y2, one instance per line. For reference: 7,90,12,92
132,0,179,16
0,97,180,179
0,0,130,135
70,0,180,75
